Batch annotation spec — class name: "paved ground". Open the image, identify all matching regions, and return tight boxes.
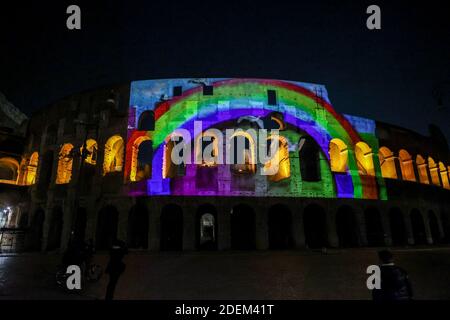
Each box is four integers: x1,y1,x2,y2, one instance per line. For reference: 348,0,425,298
1,247,450,300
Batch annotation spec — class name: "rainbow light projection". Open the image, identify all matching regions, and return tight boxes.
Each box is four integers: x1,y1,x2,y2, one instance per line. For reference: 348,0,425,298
126,78,386,200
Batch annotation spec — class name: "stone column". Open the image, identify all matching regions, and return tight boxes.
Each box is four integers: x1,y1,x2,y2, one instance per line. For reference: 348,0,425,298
292,204,304,249
380,209,392,246
183,203,196,251
217,202,231,250
422,211,433,245
404,211,414,245
147,199,161,251
355,207,368,247
326,207,339,248
255,203,268,250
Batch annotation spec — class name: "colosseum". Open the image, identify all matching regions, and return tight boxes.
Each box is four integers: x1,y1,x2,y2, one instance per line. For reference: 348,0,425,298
1,78,449,253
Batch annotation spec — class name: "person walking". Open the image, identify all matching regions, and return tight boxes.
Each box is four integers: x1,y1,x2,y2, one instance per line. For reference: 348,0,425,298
372,250,413,301
105,239,128,300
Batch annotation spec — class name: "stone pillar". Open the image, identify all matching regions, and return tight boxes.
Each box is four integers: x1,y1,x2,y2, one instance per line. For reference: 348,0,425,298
117,201,130,242
255,203,268,250
326,208,339,248
217,203,231,250
147,199,161,251
422,211,433,245
183,204,196,251
380,209,392,246
404,211,414,245
355,208,368,247
291,204,305,248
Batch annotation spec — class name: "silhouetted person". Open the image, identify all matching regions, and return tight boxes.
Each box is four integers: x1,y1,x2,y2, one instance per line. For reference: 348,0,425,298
372,250,413,301
105,239,128,300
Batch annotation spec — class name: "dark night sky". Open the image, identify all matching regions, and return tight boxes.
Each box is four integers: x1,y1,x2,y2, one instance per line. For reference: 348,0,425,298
1,0,449,141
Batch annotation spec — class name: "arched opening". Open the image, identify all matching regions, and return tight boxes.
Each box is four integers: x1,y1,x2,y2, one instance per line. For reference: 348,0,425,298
398,149,416,181
364,207,384,246
163,135,187,178
195,132,220,190
0,157,19,184
336,205,359,247
130,136,152,181
73,207,87,243
160,204,183,251
196,204,217,250
137,110,155,131
47,206,63,250
24,152,39,185
410,209,426,245
438,162,450,189
389,208,407,246
378,147,397,179
268,204,293,249
103,135,124,175
416,155,429,184
229,132,256,175
81,139,98,165
128,202,149,249
355,142,375,176
428,210,441,244
303,204,328,248
299,136,321,181
96,205,119,250
56,143,74,184
231,204,256,250
265,136,291,182
31,208,45,251
136,140,153,181
428,157,441,186
329,138,348,173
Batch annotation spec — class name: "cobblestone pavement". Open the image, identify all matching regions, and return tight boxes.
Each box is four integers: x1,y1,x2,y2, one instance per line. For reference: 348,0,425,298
1,247,450,300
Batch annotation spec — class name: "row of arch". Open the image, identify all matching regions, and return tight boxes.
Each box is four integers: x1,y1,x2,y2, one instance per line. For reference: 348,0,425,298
30,203,448,251
377,147,450,188
6,133,449,194
12,135,125,186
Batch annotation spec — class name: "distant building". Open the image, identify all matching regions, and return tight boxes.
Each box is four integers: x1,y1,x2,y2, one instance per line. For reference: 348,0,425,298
1,79,449,252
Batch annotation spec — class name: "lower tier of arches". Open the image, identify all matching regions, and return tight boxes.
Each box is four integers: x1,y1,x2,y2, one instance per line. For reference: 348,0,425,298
28,197,450,252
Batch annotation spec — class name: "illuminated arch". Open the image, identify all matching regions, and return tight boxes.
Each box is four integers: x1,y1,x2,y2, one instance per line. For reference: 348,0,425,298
378,147,397,179
56,143,74,184
130,136,152,181
81,139,98,165
355,142,375,176
438,162,449,189
103,135,124,176
24,152,39,185
398,149,416,182
0,157,20,184
428,157,441,186
163,133,190,179
416,155,429,184
265,135,290,182
195,130,221,167
329,138,348,173
229,130,256,174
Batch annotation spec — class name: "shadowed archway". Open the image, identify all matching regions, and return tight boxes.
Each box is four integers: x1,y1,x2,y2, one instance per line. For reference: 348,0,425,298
268,204,293,249
336,205,359,248
160,204,183,251
303,204,328,248
231,204,256,250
